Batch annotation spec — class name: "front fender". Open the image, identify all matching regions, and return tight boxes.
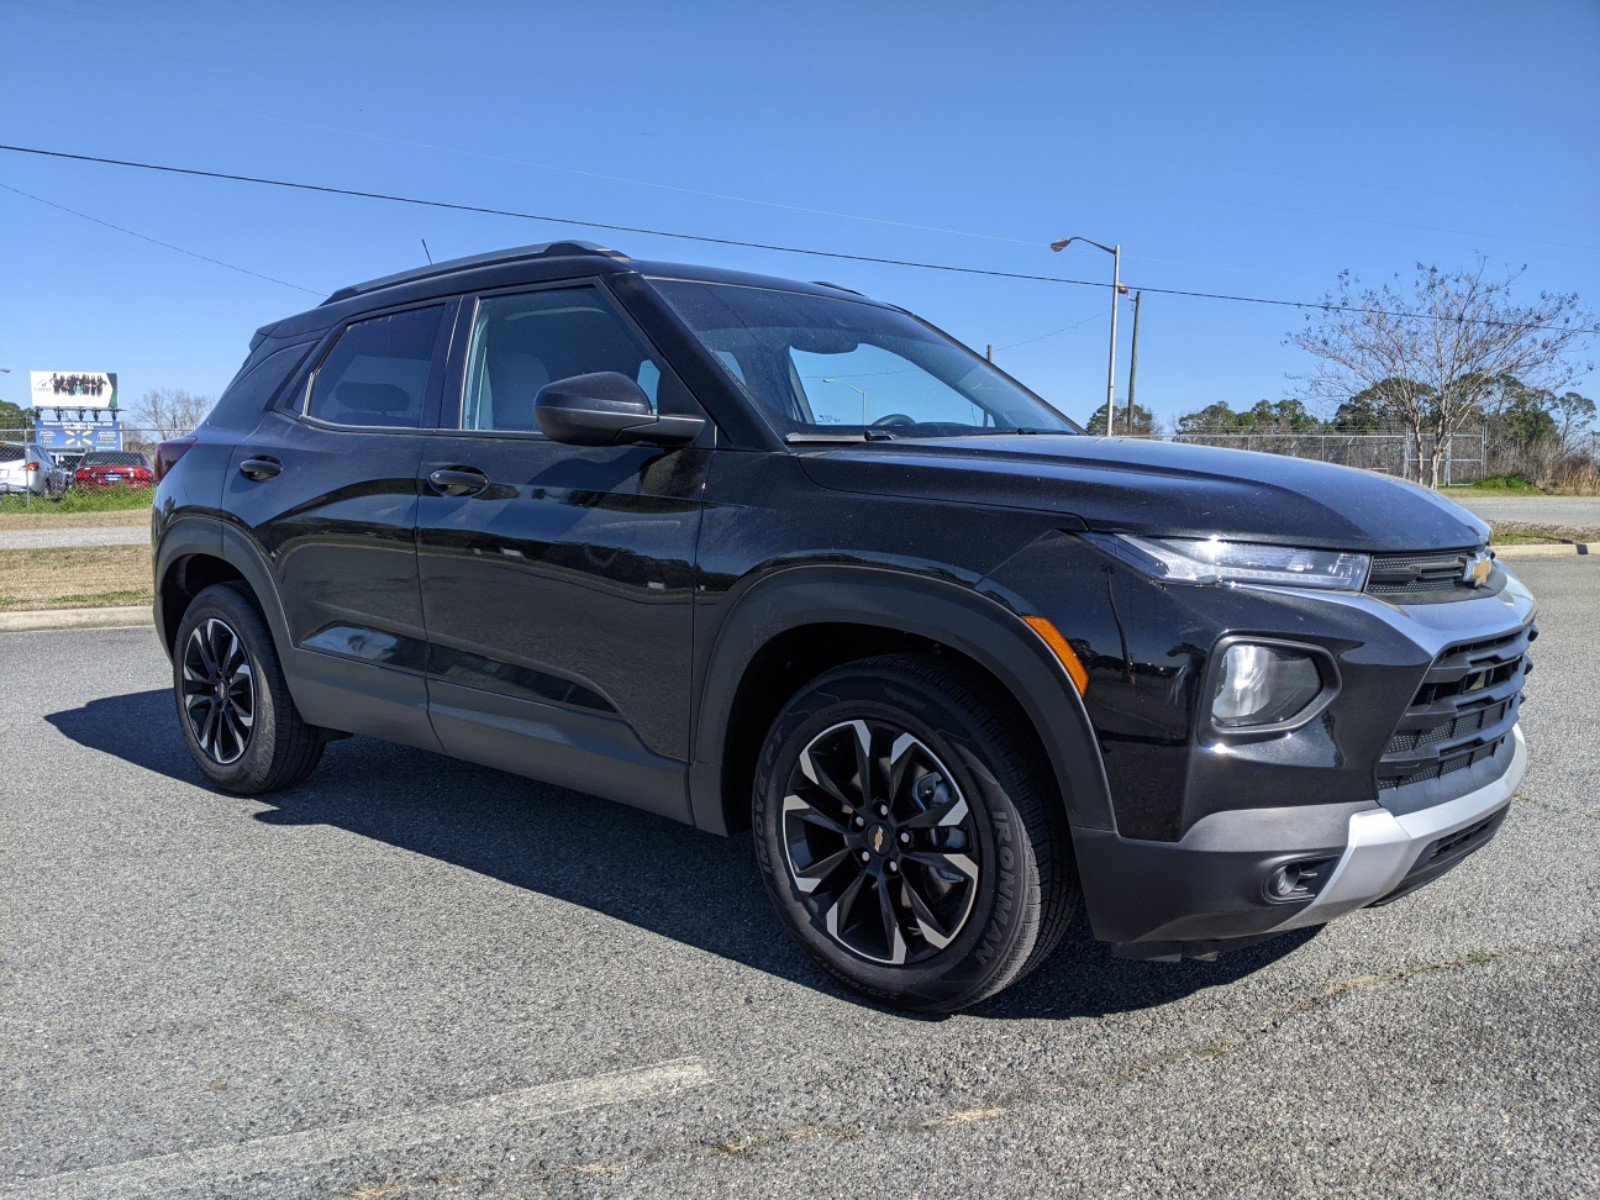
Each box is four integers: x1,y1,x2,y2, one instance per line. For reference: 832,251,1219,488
688,564,1115,836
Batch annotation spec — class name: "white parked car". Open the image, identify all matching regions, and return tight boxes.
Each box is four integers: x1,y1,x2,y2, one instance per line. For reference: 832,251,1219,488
0,442,66,497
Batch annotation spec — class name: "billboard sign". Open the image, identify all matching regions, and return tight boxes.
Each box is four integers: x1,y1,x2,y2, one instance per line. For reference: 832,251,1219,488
31,371,118,408
30,372,123,453
35,415,122,452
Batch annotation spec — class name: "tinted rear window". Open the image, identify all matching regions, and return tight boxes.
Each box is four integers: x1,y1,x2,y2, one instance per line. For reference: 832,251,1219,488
307,306,445,428
0,443,22,463
82,452,147,467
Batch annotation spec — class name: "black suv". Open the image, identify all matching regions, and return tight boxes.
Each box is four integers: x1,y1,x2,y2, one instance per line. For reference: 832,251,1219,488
152,241,1535,1011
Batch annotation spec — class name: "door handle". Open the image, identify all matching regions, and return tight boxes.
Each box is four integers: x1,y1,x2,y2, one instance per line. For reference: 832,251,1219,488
238,456,282,481
428,467,490,497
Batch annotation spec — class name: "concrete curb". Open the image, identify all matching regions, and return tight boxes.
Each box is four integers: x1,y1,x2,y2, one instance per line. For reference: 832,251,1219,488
1495,542,1597,560
0,605,154,633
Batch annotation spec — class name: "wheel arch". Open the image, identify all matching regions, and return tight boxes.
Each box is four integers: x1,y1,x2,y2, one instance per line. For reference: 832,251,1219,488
154,518,295,663
689,566,1115,838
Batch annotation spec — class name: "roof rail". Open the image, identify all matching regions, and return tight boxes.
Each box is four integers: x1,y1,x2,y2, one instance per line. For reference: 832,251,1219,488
320,240,630,306
810,280,865,296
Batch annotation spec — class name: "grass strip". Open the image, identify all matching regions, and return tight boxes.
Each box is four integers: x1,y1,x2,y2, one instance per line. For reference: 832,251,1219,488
0,545,152,610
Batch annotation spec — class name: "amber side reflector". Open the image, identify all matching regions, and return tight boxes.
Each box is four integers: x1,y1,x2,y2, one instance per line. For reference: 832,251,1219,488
1023,616,1089,695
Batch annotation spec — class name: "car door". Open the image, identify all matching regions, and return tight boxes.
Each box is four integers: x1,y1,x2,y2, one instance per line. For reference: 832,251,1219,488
414,281,711,820
224,299,456,746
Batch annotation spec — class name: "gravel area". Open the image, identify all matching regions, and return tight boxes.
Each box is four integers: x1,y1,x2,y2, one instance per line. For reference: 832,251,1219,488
1453,495,1600,526
0,525,147,550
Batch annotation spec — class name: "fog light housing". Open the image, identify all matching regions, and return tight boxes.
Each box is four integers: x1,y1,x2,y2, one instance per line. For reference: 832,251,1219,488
1264,856,1338,904
1207,639,1336,733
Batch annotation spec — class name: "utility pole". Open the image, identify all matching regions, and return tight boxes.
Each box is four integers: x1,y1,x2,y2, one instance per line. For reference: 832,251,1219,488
1051,236,1125,435
1125,290,1142,434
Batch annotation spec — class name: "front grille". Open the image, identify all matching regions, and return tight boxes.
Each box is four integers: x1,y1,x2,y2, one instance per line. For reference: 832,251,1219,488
1371,807,1510,906
1377,623,1535,791
1426,813,1501,864
1366,548,1481,598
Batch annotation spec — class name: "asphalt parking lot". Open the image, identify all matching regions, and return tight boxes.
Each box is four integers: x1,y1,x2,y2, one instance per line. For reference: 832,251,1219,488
2,558,1596,1200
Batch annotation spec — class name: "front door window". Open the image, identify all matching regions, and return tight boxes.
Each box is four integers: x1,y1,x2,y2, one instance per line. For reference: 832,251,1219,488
461,289,661,433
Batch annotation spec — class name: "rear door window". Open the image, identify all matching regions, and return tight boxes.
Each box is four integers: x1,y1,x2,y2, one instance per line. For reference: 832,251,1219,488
307,305,446,429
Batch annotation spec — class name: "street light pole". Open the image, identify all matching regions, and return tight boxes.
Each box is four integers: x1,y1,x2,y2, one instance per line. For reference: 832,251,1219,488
1051,236,1125,435
820,377,869,425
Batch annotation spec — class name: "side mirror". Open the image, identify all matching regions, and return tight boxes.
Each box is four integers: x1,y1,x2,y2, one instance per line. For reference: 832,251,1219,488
533,372,705,448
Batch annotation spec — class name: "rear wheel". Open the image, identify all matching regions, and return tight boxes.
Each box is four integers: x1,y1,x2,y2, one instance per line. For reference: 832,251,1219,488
173,583,324,794
753,654,1077,1011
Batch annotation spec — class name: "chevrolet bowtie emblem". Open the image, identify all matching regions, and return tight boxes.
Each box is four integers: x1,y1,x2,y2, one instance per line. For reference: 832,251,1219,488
1463,552,1493,587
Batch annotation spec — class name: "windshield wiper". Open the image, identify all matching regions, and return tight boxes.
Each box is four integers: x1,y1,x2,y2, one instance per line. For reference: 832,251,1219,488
784,430,896,444
983,427,1084,437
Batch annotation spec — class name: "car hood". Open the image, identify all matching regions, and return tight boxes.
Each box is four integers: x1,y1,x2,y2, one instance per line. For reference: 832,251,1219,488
796,434,1489,553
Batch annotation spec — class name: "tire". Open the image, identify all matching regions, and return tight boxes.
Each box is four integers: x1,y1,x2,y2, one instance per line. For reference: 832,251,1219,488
172,582,324,794
753,653,1078,1012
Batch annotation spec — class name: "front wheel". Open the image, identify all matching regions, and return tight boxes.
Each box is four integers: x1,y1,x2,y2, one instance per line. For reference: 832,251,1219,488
753,654,1078,1011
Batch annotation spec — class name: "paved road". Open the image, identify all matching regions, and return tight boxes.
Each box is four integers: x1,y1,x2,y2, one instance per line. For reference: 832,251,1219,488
0,525,147,550
1453,495,1600,527
2,559,1596,1199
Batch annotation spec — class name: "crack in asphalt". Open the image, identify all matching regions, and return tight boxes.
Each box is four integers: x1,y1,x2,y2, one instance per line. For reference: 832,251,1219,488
386,935,1596,1198
1102,936,1598,1087
668,935,1600,1169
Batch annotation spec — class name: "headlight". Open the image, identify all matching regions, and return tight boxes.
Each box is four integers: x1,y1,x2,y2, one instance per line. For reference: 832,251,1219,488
1088,534,1370,591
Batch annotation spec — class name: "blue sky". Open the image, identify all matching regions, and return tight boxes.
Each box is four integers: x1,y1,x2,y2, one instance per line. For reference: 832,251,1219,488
2,0,1597,428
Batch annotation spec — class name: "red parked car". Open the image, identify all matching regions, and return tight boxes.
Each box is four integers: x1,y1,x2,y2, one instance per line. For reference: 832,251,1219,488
74,450,155,491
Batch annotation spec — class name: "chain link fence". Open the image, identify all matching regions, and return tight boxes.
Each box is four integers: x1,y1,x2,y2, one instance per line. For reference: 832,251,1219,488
1170,426,1599,490
2,425,170,453
1169,429,1489,485
8,421,1596,497
1,424,172,507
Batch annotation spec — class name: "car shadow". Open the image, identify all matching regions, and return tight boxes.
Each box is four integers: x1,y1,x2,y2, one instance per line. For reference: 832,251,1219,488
47,688,1315,1020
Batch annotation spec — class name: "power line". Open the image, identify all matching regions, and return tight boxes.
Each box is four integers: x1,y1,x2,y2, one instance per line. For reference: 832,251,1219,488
4,0,1038,248
13,1,1587,256
997,305,1109,351
0,180,320,293
0,143,1116,284
1,143,1594,337
108,90,1043,249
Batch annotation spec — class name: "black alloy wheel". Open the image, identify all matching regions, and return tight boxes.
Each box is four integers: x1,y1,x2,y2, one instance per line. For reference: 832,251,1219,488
181,617,256,765
754,654,1078,1012
781,719,981,965
172,582,325,794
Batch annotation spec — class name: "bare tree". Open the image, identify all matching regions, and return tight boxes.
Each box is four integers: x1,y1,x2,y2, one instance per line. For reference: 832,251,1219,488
129,388,214,442
1550,390,1598,451
1289,260,1595,487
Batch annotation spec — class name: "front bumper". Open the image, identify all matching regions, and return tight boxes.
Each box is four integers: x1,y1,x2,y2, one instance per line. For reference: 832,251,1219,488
1075,724,1524,958
1273,723,1524,927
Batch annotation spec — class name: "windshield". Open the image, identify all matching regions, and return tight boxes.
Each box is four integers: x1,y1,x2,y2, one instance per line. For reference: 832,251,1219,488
654,280,1077,440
